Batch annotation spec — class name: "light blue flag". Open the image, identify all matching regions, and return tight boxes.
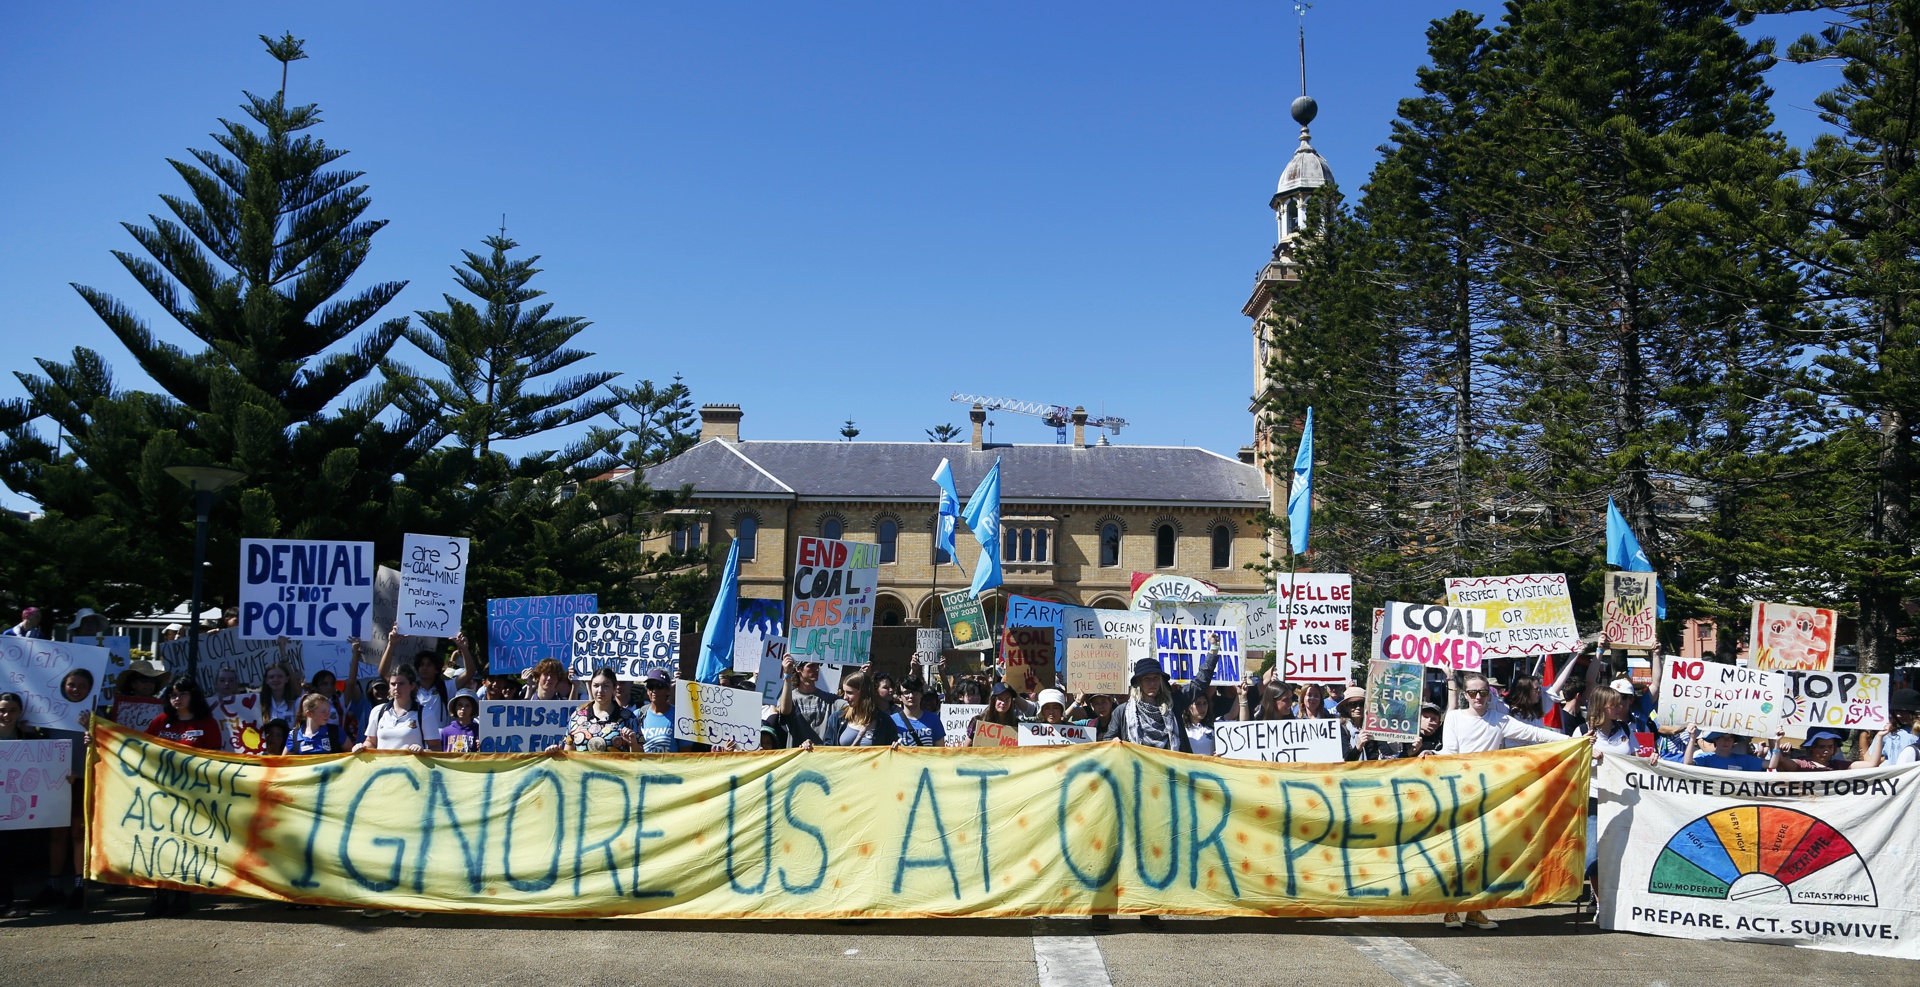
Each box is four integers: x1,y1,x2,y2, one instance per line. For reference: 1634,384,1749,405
1287,407,1314,556
694,537,741,684
932,458,961,563
961,457,1003,598
1605,497,1665,617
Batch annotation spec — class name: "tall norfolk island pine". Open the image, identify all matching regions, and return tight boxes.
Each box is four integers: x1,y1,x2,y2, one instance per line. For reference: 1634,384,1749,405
0,34,431,618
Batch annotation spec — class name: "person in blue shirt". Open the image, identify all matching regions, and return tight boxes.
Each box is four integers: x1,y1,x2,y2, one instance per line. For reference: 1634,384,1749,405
636,668,685,753
1682,726,1767,771
889,673,944,747
1883,689,1919,765
2,607,47,639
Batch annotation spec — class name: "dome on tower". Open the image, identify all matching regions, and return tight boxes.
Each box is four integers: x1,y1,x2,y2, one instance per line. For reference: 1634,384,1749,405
1276,135,1332,196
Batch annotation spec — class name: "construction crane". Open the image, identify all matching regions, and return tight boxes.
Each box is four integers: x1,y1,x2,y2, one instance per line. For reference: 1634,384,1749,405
949,393,1130,444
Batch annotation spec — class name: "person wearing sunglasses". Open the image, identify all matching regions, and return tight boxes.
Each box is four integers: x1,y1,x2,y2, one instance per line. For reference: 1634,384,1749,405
1426,671,1565,930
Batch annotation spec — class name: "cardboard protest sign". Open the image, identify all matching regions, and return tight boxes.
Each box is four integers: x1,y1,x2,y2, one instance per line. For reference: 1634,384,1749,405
159,629,297,698
570,613,681,680
1275,573,1353,683
1602,572,1659,650
1750,602,1838,672
486,594,597,675
939,590,993,651
107,695,165,731
1128,572,1216,610
1215,594,1279,651
0,740,72,830
1444,573,1580,657
1375,602,1487,671
238,538,375,639
0,637,108,732
1655,657,1781,736
1214,718,1344,763
398,533,469,637
1017,722,1095,746
475,700,577,753
913,628,944,666
970,719,1018,747
1064,637,1128,694
787,536,879,666
939,703,985,746
1598,755,1920,959
87,718,1588,919
1001,626,1055,692
731,599,785,675
1153,625,1242,683
372,565,440,658
300,640,355,681
674,680,761,750
1363,659,1424,744
1776,670,1888,738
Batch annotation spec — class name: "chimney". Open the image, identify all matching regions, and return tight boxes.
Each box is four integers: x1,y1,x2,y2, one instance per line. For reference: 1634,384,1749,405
1071,406,1088,448
970,404,987,451
699,403,742,443
1238,445,1257,465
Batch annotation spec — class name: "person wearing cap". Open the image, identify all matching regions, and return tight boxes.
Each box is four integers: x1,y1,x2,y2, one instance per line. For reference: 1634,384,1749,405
1066,692,1118,735
1339,690,1403,761
776,653,845,748
3,607,46,639
967,682,1022,743
1772,726,1889,771
1680,723,1766,771
1412,702,1445,755
634,667,685,752
1884,688,1920,765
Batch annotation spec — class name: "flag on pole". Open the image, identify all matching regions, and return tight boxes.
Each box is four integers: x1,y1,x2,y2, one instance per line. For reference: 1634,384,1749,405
1287,407,1315,556
961,457,1003,599
694,537,741,684
1606,497,1665,618
932,458,961,563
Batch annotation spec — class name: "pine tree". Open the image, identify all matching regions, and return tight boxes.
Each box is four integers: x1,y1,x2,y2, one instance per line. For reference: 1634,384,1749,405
0,35,429,620
840,419,860,441
927,423,961,442
403,233,618,459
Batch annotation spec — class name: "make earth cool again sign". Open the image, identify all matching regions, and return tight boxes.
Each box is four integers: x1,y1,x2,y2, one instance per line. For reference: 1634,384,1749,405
239,539,375,640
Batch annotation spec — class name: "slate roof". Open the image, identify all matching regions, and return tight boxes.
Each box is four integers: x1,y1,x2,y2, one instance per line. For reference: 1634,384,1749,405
644,440,1269,506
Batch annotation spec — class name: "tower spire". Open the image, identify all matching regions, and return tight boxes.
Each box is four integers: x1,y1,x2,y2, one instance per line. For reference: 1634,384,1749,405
1291,3,1317,142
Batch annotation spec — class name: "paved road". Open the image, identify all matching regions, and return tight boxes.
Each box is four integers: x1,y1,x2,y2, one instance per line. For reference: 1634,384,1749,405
1,889,1910,986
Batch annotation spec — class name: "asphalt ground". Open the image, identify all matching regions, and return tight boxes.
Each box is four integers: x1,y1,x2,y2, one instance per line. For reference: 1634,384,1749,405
1,886,1912,987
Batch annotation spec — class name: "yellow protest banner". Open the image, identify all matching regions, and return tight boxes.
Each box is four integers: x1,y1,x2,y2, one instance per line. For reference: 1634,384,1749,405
86,720,1588,919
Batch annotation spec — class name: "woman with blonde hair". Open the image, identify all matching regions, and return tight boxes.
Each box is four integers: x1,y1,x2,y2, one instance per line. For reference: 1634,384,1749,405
820,669,898,746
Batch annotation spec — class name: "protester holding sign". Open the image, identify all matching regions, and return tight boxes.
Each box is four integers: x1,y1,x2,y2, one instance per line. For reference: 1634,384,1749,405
819,670,897,747
140,679,221,918
1033,689,1069,726
0,692,50,917
1102,651,1217,754
211,665,263,755
1339,692,1403,761
1772,727,1887,772
776,654,845,747
967,683,1020,744
1679,725,1766,771
633,669,684,752
1066,692,1117,735
552,667,637,753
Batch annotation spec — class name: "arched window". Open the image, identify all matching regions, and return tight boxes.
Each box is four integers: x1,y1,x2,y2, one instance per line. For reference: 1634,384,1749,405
1155,524,1176,568
1211,525,1232,569
822,517,843,541
1286,199,1301,236
672,520,703,554
1099,523,1120,568
736,515,757,561
1003,531,1015,561
878,519,898,564
1034,529,1048,563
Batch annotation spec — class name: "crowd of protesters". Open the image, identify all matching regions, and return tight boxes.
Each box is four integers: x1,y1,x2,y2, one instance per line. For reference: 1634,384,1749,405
1,605,1912,928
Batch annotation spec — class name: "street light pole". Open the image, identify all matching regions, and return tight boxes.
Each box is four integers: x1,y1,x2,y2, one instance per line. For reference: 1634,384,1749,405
164,466,247,684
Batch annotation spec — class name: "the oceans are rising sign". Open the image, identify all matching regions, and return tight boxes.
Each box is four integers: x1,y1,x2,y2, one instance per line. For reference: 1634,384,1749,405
397,534,469,637
1375,602,1487,671
1275,573,1353,683
238,539,375,639
570,613,681,680
1655,658,1780,736
1444,573,1580,657
1597,755,1920,959
1214,718,1344,763
788,536,879,666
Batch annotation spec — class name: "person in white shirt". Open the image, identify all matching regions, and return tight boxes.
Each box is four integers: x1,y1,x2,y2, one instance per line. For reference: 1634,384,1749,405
1425,672,1565,931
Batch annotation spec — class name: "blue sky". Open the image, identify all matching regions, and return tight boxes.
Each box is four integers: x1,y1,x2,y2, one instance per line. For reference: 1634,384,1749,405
0,3,1841,509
